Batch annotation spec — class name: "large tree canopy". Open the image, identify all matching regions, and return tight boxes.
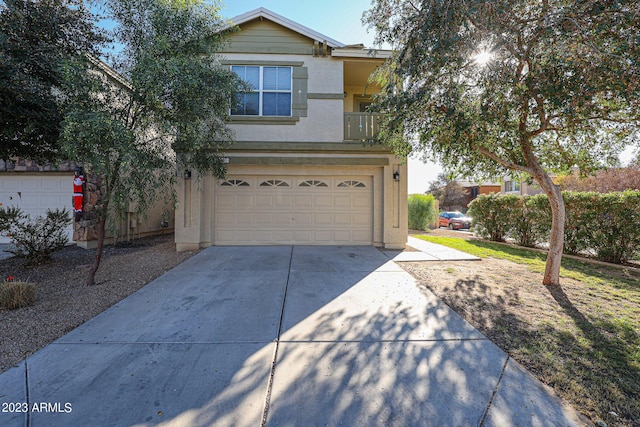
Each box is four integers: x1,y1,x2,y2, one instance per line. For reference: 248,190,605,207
0,0,106,164
364,0,640,285
61,0,241,285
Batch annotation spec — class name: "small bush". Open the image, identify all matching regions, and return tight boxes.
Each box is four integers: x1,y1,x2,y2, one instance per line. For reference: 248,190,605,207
0,207,71,265
0,281,36,309
588,191,640,264
509,194,551,247
408,194,438,231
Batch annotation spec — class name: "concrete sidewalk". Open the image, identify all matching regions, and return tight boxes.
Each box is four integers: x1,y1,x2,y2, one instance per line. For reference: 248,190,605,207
0,245,583,426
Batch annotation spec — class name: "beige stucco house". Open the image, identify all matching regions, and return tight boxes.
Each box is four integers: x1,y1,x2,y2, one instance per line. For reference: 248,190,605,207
175,8,407,250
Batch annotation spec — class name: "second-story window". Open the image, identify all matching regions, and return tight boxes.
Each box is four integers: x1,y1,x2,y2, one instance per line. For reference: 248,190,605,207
231,66,292,116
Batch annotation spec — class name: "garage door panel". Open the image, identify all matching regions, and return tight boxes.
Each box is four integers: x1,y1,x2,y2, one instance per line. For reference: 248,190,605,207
255,195,273,207
293,195,313,207
217,194,237,207
334,196,351,208
294,213,313,225
353,214,372,226
273,213,291,225
313,230,334,242
236,195,254,208
255,213,273,224
314,213,332,225
353,196,371,208
235,212,254,224
275,196,293,207
334,213,352,225
352,230,371,241
215,175,372,245
314,195,332,207
293,230,313,241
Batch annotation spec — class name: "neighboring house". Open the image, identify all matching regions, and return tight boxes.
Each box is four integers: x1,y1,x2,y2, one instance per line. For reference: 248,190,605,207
175,8,407,249
0,59,174,248
0,160,77,244
502,175,545,196
457,180,502,206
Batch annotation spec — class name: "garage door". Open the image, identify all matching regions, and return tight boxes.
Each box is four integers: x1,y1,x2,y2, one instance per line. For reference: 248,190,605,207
214,176,372,245
0,175,74,244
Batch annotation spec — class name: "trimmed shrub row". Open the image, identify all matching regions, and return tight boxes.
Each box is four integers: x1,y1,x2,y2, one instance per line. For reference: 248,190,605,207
468,191,640,264
408,194,438,231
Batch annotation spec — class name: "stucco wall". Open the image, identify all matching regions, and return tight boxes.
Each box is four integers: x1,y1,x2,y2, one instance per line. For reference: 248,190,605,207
222,53,345,143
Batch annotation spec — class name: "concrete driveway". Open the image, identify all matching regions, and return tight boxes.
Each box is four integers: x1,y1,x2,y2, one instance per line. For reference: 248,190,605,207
0,245,582,426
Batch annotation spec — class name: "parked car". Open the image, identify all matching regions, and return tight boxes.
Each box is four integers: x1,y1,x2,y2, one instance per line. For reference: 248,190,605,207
439,211,472,230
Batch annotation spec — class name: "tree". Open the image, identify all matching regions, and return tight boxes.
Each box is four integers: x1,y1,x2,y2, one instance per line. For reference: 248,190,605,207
427,173,469,211
557,162,640,192
0,0,106,164
364,0,640,285
60,0,241,285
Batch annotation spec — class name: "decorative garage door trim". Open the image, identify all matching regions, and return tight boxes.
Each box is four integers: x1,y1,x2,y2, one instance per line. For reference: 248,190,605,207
214,176,373,245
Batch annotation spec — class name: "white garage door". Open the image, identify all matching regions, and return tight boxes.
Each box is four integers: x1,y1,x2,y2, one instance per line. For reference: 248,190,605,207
0,175,75,244
215,176,373,245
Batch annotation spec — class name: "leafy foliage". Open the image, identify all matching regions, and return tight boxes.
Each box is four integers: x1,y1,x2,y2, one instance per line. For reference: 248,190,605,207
364,0,640,284
408,194,438,230
0,0,107,164
427,173,469,211
468,193,519,242
0,207,71,265
469,192,640,264
557,162,640,193
60,0,241,285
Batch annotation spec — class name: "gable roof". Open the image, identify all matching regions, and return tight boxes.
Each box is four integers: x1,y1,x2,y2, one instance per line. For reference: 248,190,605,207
230,7,345,49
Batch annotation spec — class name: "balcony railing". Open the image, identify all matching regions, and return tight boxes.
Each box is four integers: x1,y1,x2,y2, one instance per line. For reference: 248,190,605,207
344,113,382,141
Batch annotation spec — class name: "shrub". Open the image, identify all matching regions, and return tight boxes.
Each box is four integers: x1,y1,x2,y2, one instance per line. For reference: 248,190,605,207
408,194,438,231
0,207,71,265
0,280,36,309
588,191,640,264
468,193,519,242
470,190,640,264
562,192,598,255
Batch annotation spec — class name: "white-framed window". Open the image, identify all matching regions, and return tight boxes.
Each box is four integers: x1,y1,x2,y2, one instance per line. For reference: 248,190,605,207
504,180,520,192
231,66,292,116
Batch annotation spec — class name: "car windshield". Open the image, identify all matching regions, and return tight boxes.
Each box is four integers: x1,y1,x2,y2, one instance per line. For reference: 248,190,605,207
449,212,466,218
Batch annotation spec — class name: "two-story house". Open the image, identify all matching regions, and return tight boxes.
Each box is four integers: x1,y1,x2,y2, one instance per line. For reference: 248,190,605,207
175,8,408,250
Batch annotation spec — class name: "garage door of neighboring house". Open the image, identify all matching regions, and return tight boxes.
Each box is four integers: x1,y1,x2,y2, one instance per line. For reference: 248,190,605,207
0,175,74,244
214,175,373,245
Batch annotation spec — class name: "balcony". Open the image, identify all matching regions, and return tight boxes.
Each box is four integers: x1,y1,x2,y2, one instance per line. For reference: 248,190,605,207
344,112,382,141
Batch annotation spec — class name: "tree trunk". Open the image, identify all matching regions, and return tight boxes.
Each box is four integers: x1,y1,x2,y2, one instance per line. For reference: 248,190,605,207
534,170,566,286
86,211,107,286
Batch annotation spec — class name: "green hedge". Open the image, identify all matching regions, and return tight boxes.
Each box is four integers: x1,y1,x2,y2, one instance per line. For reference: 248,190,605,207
467,191,640,264
408,194,438,231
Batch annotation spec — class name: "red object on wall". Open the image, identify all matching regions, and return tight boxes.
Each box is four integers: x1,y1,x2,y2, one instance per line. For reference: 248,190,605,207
73,169,85,222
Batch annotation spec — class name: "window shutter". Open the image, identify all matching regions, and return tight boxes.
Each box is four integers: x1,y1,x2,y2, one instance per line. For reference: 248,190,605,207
292,66,308,118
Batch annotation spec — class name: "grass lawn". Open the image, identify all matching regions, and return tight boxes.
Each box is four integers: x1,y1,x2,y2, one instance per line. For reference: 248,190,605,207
408,234,640,427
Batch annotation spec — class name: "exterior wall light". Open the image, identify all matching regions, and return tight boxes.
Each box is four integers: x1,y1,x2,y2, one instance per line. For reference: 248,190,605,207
393,171,400,181
183,170,192,179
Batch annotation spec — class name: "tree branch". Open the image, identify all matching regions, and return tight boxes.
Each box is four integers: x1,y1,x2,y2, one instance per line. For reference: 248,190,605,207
471,141,534,175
